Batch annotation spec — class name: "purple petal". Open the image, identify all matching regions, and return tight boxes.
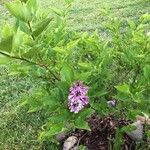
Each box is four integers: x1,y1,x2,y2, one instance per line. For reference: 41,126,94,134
68,81,89,113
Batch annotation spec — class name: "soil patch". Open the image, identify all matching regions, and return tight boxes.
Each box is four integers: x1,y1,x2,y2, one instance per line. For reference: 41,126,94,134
70,115,136,150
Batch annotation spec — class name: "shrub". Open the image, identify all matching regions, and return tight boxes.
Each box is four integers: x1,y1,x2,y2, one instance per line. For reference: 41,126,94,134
0,0,150,147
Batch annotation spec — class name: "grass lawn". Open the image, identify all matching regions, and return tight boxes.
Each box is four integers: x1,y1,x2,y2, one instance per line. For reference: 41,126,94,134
41,0,150,31
0,0,150,149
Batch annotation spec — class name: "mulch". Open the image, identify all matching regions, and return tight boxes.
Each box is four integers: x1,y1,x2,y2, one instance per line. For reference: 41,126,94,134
70,114,136,150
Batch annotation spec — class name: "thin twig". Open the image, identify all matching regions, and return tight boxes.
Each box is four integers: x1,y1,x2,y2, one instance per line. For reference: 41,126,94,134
0,51,59,81
76,132,88,147
0,51,37,65
37,54,60,81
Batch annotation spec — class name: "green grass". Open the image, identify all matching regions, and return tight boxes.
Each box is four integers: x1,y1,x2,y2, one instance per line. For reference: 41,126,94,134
0,0,150,149
41,0,150,31
0,67,42,149
1,0,150,29
0,67,58,149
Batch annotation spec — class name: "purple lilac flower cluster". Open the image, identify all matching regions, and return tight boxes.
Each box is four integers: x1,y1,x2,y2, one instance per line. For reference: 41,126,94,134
68,81,89,113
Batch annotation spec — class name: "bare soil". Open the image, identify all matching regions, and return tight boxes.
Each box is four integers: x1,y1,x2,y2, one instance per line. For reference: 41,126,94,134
69,114,137,150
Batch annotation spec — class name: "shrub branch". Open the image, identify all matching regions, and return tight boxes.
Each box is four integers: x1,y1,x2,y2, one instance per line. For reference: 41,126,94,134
0,51,59,81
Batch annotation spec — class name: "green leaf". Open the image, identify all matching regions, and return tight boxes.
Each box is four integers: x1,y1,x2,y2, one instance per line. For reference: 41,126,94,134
0,55,10,65
66,39,80,50
78,108,94,119
15,20,31,35
53,47,65,54
143,65,150,82
78,62,92,70
27,0,38,14
22,47,37,59
140,13,150,23
48,109,71,124
23,88,46,112
50,7,63,16
41,123,64,138
43,95,60,111
27,95,43,112
94,90,108,97
75,116,90,131
57,81,70,100
32,18,52,37
128,20,136,29
20,0,28,3
115,84,130,94
74,108,93,131
1,23,13,38
12,29,24,51
79,145,87,150
5,1,32,22
121,124,137,133
113,129,123,150
0,36,13,53
65,0,74,4
147,130,150,140
76,72,91,81
60,63,74,83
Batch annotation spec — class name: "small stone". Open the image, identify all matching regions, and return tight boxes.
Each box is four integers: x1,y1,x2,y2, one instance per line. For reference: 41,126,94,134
63,136,78,150
126,121,143,141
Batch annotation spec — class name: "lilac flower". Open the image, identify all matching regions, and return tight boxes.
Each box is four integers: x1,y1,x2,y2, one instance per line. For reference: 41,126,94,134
68,100,84,113
69,81,88,96
68,81,89,113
